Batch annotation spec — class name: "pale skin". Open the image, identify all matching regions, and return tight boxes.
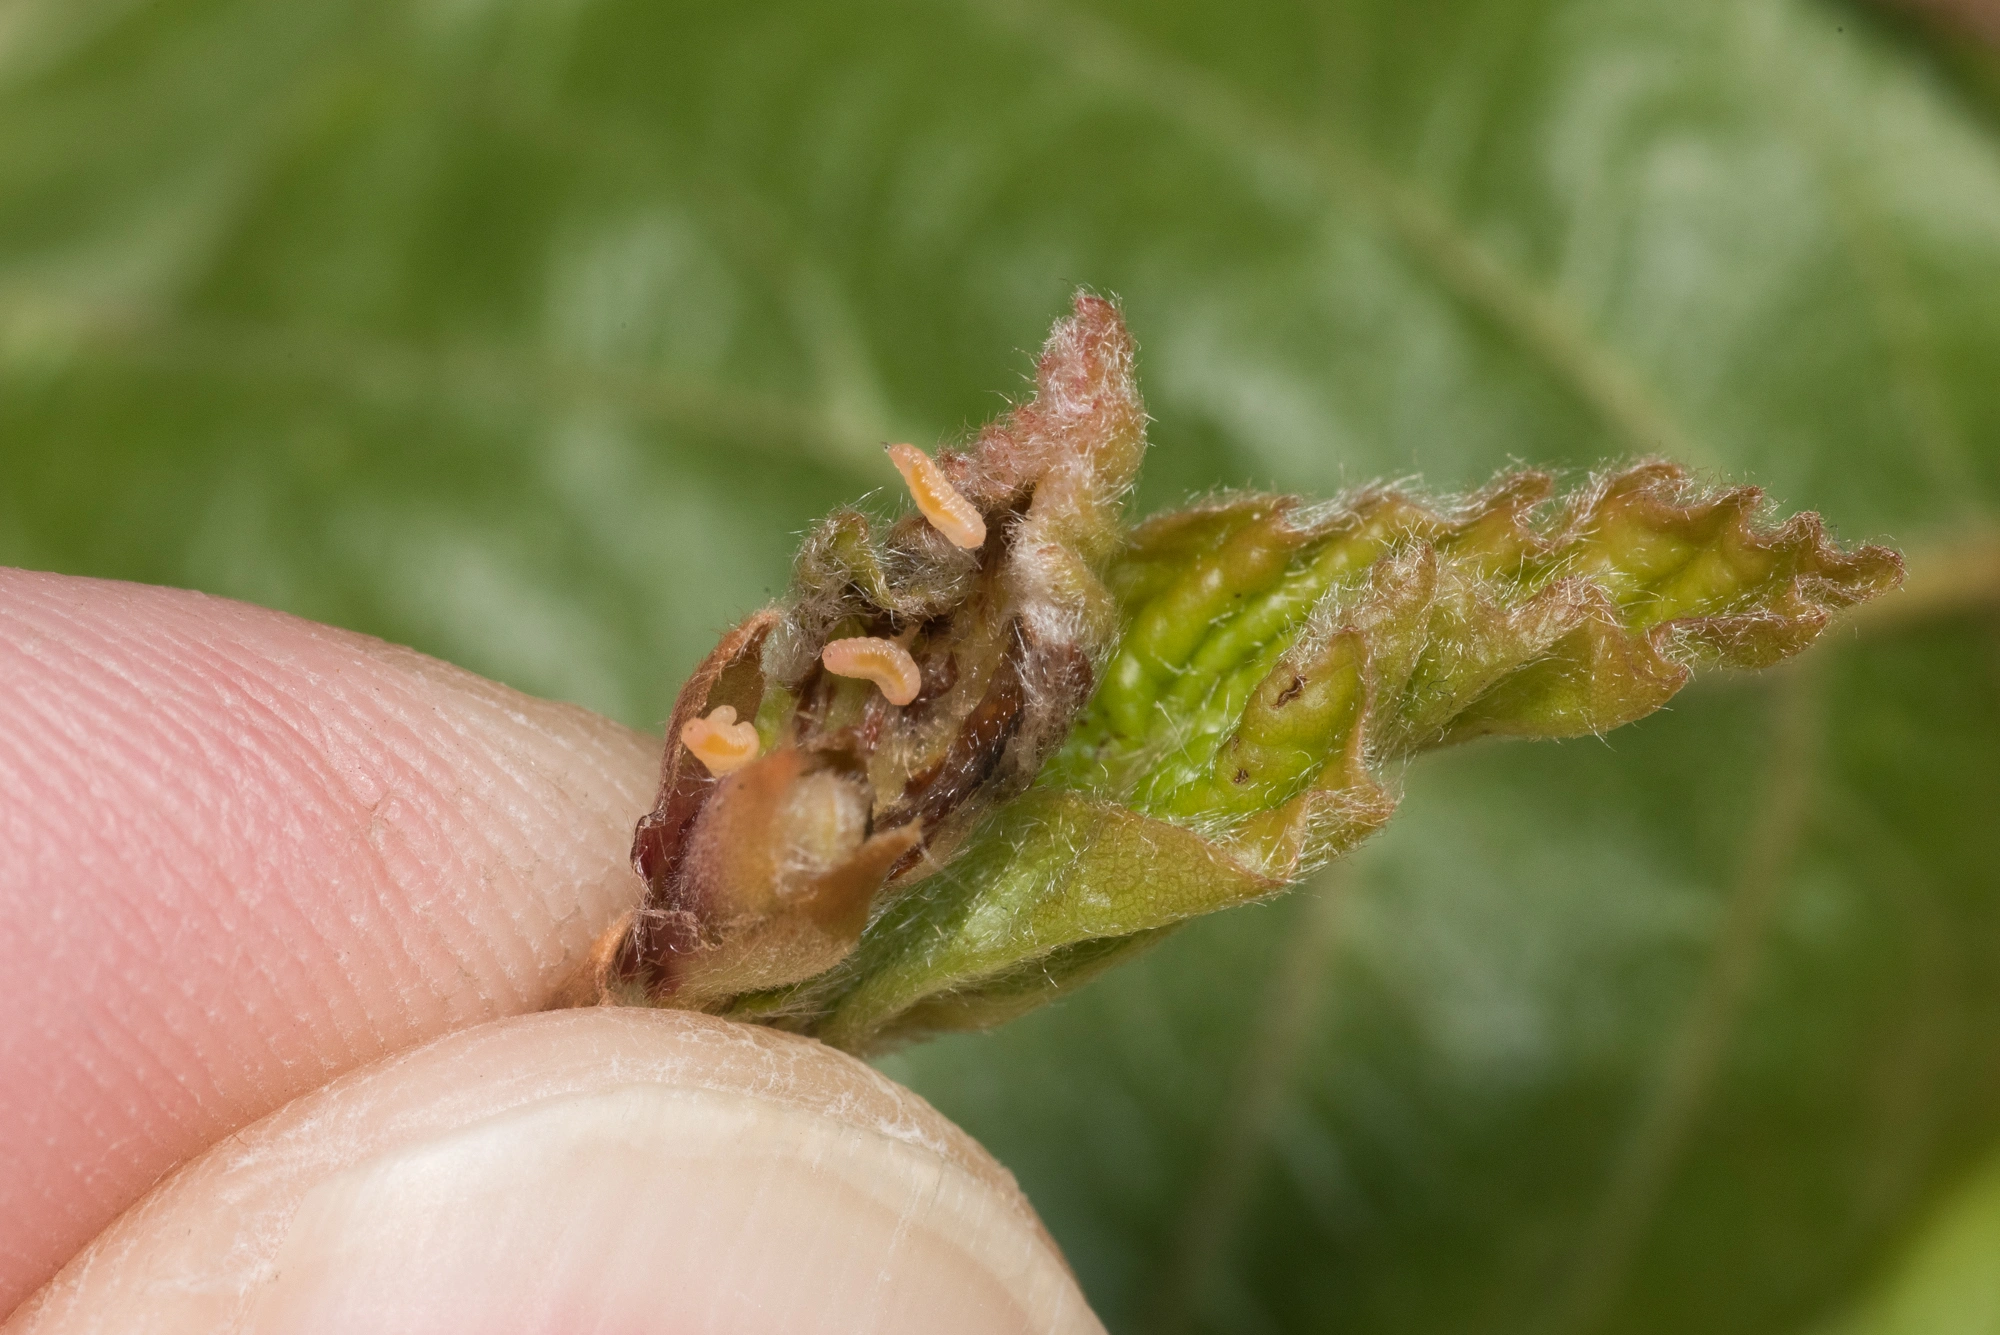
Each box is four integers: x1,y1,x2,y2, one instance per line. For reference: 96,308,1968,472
0,569,1099,1334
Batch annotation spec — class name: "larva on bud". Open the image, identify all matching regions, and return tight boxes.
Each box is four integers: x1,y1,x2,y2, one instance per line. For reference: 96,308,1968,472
607,294,1149,1023
887,442,987,549
679,705,760,776
821,636,923,706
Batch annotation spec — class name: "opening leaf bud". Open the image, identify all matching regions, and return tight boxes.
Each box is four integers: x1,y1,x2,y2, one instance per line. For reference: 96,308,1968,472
587,293,1903,1055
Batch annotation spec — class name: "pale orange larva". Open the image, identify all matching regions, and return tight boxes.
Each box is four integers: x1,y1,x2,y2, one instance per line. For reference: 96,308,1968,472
679,705,760,776
820,636,923,706
887,442,987,550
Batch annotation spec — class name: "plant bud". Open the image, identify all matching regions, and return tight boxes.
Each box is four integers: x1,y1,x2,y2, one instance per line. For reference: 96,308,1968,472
594,293,1146,1009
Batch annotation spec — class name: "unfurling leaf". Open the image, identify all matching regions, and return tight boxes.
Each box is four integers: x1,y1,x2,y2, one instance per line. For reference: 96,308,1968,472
589,296,1901,1052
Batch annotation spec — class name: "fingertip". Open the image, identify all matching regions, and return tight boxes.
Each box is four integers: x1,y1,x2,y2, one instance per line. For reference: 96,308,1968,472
10,1010,1101,1335
0,570,663,1309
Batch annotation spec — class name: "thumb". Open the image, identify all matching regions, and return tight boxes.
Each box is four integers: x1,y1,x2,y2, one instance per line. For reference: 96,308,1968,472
9,1008,1101,1335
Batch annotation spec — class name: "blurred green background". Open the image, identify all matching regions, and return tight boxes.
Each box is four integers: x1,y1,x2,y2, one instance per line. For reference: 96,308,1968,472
5,0,2000,1330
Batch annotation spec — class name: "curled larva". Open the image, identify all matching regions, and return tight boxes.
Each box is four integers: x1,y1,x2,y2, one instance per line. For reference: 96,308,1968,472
680,705,760,776
822,636,923,706
887,442,987,550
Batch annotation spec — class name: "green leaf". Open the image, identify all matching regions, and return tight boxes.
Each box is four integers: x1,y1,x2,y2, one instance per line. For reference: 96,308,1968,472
5,2,2000,1334
719,448,1897,1054
1815,1144,2000,1335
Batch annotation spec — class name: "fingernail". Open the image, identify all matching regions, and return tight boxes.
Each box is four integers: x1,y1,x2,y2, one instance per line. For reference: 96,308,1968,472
246,1084,1100,1335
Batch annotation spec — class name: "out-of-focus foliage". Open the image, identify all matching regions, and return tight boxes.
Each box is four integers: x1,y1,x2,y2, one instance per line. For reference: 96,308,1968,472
2,2,1998,1333
1818,1143,2000,1335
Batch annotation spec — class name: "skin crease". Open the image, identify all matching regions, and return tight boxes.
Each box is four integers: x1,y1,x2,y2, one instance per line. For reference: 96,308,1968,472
0,569,1097,1330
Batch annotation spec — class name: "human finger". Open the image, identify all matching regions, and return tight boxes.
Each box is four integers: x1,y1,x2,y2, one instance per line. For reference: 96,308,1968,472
0,569,661,1312
7,1007,1101,1335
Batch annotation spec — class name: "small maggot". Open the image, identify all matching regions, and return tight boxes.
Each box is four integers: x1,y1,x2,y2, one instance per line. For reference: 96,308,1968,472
679,705,759,776
820,637,923,706
887,442,986,549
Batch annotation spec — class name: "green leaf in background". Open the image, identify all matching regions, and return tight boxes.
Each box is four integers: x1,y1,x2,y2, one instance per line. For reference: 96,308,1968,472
1818,1141,2000,1335
3,1,1998,1333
